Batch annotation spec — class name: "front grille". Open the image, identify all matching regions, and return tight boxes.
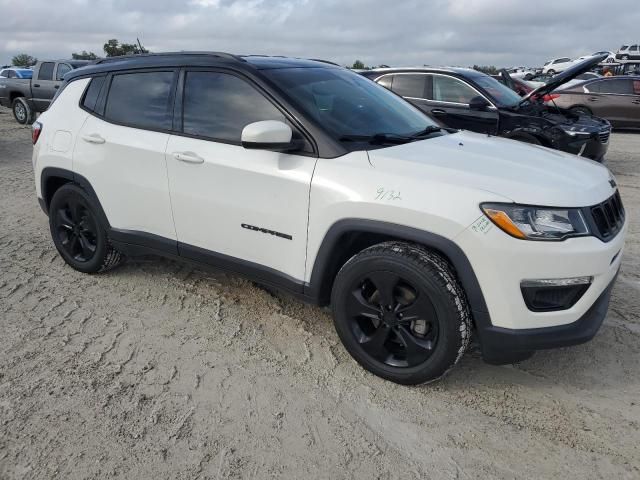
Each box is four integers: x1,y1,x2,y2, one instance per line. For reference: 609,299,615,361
590,191,625,240
598,128,611,144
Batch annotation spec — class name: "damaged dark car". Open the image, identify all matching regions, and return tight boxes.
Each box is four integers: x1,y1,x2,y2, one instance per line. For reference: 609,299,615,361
360,55,611,161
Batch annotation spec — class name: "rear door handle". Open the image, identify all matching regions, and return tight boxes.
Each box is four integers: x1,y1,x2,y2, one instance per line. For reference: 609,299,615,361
33,84,40,88
54,85,59,89
431,109,447,115
81,133,105,144
173,152,204,164
588,97,599,102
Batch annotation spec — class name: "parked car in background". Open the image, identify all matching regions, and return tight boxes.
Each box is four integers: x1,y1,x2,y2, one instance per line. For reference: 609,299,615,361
576,52,616,64
615,45,640,61
0,60,89,124
560,72,603,91
361,55,611,161
506,67,536,80
32,52,626,383
0,68,33,79
542,57,574,75
550,76,640,129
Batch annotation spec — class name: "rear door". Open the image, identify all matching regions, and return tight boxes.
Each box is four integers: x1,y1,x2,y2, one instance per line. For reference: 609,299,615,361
32,62,57,111
73,70,178,244
426,74,498,133
587,78,638,127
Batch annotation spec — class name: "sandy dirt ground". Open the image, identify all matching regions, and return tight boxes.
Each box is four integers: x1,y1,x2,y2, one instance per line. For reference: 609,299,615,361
0,105,638,479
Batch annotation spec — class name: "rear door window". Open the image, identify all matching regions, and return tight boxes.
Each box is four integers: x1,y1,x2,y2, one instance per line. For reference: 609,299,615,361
56,63,72,81
104,71,175,130
38,62,55,81
390,74,428,98
182,71,285,142
597,79,633,95
432,75,477,104
630,45,639,52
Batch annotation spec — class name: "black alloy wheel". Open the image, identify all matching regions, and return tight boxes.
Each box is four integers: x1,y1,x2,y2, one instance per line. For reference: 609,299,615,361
53,196,99,262
331,242,471,385
345,271,439,368
49,184,122,273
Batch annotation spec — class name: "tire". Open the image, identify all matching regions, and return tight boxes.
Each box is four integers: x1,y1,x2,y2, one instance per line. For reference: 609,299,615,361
49,184,122,274
331,242,471,385
570,106,592,116
547,69,556,75
622,55,629,61
12,97,33,125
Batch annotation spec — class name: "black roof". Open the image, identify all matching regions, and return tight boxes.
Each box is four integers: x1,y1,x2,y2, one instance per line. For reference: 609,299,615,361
65,52,340,81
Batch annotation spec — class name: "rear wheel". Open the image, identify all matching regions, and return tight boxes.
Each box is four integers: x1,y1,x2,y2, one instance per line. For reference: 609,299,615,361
570,106,592,116
331,242,471,385
12,97,33,125
622,55,629,61
547,69,556,75
49,184,122,273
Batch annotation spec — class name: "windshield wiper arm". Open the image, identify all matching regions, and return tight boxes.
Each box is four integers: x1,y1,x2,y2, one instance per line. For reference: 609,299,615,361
408,125,447,138
339,133,413,145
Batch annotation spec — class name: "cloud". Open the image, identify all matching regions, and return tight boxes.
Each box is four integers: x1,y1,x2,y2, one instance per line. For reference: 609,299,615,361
0,0,637,68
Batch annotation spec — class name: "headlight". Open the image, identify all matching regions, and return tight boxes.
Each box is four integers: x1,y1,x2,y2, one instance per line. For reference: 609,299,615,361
481,203,589,241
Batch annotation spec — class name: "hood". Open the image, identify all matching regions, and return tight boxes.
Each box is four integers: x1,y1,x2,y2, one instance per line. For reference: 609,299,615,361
367,131,613,207
521,54,608,102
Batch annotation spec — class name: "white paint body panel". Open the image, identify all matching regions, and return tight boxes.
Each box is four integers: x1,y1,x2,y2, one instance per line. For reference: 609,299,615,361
166,135,316,280
73,116,176,240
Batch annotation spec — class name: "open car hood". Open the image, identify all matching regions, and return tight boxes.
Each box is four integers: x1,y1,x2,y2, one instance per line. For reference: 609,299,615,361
521,54,607,102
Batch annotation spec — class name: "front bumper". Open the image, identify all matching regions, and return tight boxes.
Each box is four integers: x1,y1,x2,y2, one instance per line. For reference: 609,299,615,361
558,131,610,162
456,209,626,364
478,270,618,364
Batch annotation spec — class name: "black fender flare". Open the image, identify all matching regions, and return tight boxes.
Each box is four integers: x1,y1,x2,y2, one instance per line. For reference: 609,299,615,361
305,219,491,325
40,167,111,229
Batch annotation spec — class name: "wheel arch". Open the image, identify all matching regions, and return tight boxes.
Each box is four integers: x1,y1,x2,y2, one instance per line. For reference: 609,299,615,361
568,104,593,115
9,91,25,102
305,219,490,323
40,167,111,229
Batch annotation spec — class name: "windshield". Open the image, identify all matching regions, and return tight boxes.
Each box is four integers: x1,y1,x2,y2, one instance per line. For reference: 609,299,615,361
262,67,437,143
472,75,523,107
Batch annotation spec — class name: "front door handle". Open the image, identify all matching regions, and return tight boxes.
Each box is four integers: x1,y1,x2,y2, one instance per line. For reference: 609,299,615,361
33,84,40,88
588,97,599,102
173,152,204,164
81,133,105,144
431,109,447,115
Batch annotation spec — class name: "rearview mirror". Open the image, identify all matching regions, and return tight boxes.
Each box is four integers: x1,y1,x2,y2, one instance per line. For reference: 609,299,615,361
241,120,293,151
469,96,491,111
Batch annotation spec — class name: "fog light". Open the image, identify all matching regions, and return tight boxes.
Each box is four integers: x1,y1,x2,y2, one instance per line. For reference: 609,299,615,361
521,277,592,312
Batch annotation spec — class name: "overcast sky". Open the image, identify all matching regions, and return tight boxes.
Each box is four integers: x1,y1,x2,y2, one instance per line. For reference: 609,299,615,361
1,0,638,68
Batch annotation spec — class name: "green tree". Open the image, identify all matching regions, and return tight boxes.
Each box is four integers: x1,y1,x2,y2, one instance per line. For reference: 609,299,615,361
11,54,38,67
472,65,499,75
351,60,366,69
103,39,149,57
72,51,98,60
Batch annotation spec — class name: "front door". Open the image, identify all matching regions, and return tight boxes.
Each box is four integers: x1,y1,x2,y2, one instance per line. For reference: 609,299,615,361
427,74,499,133
166,70,317,286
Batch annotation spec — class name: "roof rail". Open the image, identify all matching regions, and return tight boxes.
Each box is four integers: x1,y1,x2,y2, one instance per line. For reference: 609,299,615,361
307,58,341,67
93,51,246,64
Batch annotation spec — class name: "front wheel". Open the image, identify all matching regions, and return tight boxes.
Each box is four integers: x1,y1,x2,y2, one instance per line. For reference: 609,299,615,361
49,184,123,273
331,242,471,385
547,69,556,75
12,97,33,125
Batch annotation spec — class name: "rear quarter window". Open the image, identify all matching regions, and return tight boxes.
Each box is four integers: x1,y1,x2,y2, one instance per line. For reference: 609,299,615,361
81,76,106,112
104,71,175,131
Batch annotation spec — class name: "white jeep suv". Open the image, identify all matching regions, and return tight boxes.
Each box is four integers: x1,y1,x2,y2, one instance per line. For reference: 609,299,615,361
32,53,627,384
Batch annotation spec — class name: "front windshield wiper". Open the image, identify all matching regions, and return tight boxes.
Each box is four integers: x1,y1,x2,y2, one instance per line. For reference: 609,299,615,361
408,125,447,138
339,133,413,145
340,126,447,145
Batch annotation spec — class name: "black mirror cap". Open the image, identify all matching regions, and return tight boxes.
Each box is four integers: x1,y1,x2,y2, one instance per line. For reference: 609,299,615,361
469,95,491,111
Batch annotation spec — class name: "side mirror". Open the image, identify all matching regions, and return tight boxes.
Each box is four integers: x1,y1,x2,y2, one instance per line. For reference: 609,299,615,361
469,95,491,111
241,120,293,151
